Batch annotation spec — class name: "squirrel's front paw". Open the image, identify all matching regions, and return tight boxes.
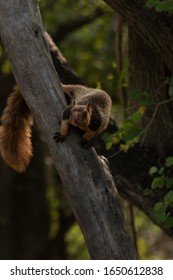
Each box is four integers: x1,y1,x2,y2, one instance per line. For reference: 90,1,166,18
79,138,91,149
53,132,64,142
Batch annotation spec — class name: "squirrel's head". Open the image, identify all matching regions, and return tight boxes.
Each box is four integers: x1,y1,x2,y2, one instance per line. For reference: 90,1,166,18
70,103,91,130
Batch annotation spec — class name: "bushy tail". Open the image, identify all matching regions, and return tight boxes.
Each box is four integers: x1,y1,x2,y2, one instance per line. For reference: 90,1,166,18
0,86,33,172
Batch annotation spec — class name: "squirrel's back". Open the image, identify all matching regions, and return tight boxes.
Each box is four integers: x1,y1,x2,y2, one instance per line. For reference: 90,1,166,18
63,84,112,134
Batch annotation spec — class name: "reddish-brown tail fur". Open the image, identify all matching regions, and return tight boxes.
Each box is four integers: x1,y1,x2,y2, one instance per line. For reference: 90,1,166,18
0,86,33,172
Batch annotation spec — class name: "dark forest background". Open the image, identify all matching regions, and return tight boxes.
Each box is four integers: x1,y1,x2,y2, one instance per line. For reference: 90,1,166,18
1,0,173,259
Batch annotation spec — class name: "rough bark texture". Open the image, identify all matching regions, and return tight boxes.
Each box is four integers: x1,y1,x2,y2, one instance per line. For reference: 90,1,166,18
103,0,173,237
129,28,173,157
104,0,173,72
47,22,173,239
0,1,137,259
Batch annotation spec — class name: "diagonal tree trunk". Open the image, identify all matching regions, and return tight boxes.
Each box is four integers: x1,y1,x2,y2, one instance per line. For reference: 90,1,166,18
0,0,137,259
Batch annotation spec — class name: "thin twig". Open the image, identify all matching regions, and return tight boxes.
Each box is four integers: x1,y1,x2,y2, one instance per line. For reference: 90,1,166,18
140,98,173,147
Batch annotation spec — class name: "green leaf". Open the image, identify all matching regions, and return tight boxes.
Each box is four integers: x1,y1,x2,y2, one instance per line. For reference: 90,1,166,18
102,132,111,141
165,177,173,188
146,0,159,8
152,202,167,222
164,0,173,11
131,111,143,123
130,89,141,101
1,60,12,74
163,216,173,229
149,166,158,175
155,3,165,12
106,141,113,150
165,156,173,167
146,0,173,13
155,1,173,13
151,176,165,189
158,167,165,175
139,93,153,106
143,188,153,196
164,190,173,208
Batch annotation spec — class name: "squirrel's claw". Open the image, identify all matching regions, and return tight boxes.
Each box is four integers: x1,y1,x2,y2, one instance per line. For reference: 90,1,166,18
79,138,91,149
53,132,64,142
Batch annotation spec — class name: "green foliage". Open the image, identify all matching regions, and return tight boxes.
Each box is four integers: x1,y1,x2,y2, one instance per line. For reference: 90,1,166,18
103,90,152,151
146,157,173,229
131,89,153,106
60,18,115,90
148,156,173,189
149,166,158,175
66,223,90,259
152,202,167,223
46,184,60,239
146,0,173,13
0,45,12,74
46,182,89,259
165,156,173,167
133,207,168,259
40,0,117,94
1,59,12,74
151,192,173,229
151,176,165,189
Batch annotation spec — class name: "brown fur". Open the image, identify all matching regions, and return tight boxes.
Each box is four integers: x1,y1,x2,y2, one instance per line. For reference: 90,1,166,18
0,84,111,172
0,86,33,172
70,104,91,130
55,84,112,144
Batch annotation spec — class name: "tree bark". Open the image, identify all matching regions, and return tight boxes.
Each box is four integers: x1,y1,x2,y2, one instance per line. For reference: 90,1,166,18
45,33,173,238
102,0,173,239
46,33,83,85
129,28,173,156
0,0,137,259
104,0,173,73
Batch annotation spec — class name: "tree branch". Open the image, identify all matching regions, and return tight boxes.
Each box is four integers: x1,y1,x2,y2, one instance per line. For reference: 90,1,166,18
53,8,106,41
45,33,83,85
45,31,173,239
0,0,137,259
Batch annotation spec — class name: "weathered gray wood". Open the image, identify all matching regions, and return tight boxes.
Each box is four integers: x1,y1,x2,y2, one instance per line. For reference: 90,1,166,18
0,0,137,259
